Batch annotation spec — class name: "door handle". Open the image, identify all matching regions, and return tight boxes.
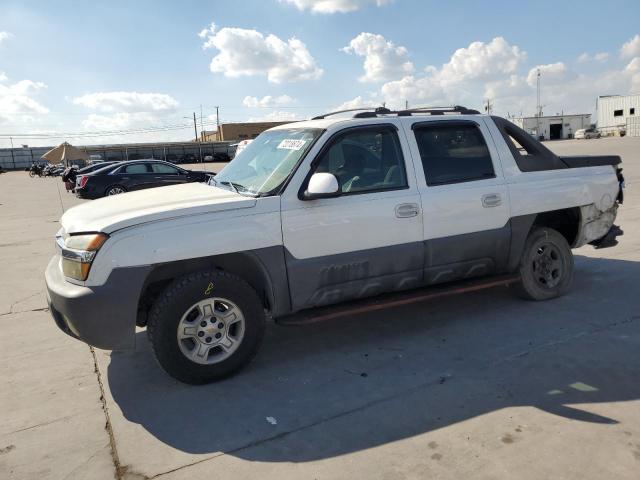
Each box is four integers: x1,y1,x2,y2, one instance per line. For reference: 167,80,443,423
481,193,502,208
395,203,420,218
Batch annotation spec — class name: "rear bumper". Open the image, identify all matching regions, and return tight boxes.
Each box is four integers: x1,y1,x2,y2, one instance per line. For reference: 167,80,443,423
45,255,151,350
75,187,100,199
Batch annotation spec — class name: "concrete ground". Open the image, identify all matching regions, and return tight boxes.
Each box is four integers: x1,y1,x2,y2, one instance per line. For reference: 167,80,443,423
0,137,639,480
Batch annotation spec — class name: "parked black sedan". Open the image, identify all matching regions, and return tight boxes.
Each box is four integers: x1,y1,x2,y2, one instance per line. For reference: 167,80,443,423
75,160,212,199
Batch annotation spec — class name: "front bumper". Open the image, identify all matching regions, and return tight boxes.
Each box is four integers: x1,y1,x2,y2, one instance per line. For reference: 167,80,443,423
45,255,151,350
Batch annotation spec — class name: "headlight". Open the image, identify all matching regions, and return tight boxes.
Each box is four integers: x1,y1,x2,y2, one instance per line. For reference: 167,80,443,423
58,233,108,281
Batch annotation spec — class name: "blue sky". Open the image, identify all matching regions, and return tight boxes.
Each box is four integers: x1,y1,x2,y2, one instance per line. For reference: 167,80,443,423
1,0,639,146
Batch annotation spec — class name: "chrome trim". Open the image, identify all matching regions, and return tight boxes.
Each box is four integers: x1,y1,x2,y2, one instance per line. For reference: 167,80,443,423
56,236,97,263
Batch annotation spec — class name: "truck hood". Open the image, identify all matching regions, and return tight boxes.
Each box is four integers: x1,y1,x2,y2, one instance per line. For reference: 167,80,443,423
61,183,256,234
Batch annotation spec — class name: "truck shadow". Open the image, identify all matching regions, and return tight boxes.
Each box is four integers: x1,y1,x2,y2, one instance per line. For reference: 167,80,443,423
107,255,640,462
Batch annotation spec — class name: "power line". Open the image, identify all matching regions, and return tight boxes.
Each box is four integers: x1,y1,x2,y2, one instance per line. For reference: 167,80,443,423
0,120,220,139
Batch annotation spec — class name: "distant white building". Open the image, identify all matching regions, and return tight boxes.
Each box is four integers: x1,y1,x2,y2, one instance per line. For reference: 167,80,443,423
597,94,640,136
512,114,591,140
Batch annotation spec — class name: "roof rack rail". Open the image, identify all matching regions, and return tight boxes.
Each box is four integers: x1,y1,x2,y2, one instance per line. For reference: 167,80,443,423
311,106,391,120
396,105,480,116
311,105,479,120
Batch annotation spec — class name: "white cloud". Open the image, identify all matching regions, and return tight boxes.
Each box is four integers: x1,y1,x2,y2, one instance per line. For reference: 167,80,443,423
526,62,568,87
378,35,640,117
81,112,158,130
381,75,446,108
279,0,391,14
242,94,295,108
379,37,525,109
0,72,7,81
198,22,216,40
72,91,181,144
342,32,413,82
578,52,610,63
438,37,526,83
247,110,300,122
0,79,49,124
72,91,178,112
620,34,640,58
331,95,382,111
0,31,12,45
199,24,323,83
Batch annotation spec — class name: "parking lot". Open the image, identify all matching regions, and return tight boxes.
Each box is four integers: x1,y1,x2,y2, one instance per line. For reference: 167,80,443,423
1,137,639,480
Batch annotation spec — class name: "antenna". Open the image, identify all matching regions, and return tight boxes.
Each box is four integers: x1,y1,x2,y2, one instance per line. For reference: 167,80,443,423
484,99,493,115
536,68,542,117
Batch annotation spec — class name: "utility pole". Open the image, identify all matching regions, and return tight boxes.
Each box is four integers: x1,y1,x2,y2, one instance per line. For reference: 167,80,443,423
215,106,220,141
193,112,198,142
9,135,15,169
536,68,541,139
405,100,408,110
200,105,204,141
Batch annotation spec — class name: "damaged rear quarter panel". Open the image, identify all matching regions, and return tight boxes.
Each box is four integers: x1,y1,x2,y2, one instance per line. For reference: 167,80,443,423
574,203,618,248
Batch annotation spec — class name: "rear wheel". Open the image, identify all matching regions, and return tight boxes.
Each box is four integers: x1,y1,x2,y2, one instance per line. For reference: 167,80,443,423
147,270,266,384
512,227,574,301
105,185,126,196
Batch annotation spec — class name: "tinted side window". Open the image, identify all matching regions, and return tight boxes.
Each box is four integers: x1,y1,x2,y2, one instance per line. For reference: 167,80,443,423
124,163,149,174
414,124,495,186
313,127,407,194
151,163,180,174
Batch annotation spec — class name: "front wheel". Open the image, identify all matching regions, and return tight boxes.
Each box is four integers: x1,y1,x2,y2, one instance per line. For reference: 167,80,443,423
147,270,266,384
512,227,574,301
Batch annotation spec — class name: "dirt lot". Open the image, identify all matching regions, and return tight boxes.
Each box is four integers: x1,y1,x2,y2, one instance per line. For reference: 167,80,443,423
1,137,639,480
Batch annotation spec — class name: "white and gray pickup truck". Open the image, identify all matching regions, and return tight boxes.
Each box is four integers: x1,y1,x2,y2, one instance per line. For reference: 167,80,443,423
46,106,624,384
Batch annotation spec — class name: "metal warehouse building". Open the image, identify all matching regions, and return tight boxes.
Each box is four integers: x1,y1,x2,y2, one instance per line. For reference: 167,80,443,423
512,114,591,140
597,94,640,136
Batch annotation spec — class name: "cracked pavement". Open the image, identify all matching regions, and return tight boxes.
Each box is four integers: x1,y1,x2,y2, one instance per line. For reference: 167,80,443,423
1,140,639,480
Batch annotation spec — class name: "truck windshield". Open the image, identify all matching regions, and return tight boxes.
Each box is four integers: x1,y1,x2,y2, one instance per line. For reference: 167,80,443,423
211,128,323,196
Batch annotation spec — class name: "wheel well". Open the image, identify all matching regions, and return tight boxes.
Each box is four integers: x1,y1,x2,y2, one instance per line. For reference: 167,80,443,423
105,184,126,194
532,207,581,247
136,253,274,327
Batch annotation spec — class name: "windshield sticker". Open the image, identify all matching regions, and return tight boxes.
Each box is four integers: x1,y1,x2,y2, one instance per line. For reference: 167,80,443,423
277,139,307,150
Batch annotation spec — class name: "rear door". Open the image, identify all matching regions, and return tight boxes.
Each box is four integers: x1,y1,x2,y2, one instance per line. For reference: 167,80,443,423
150,162,187,186
402,117,511,284
280,123,424,310
119,162,154,190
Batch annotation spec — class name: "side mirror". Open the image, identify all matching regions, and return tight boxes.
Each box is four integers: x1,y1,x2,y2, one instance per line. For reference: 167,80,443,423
303,172,340,200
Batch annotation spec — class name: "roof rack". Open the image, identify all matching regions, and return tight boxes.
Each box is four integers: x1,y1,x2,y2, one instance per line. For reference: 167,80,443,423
311,107,391,120
396,105,480,116
311,105,479,120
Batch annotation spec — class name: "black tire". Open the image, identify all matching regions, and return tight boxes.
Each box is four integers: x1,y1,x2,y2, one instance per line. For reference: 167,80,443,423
512,227,574,301
147,270,266,384
105,185,127,196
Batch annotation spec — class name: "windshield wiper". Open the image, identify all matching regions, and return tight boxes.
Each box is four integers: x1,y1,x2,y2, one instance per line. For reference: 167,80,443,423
218,180,239,193
217,181,257,196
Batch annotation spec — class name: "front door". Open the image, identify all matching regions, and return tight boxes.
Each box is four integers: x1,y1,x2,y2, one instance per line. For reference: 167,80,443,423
403,118,511,284
281,124,424,311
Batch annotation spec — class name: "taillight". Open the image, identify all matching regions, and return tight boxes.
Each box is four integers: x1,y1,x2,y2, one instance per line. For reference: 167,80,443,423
79,176,89,188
